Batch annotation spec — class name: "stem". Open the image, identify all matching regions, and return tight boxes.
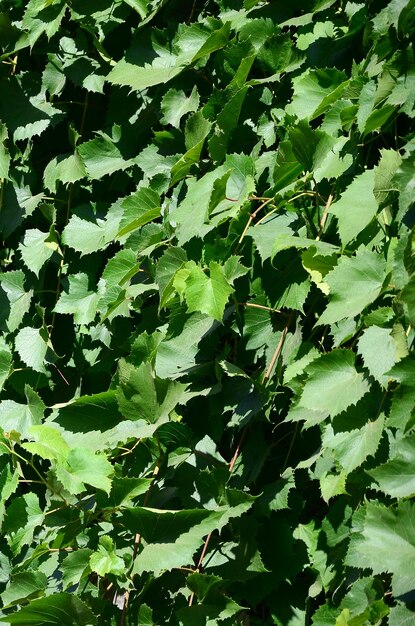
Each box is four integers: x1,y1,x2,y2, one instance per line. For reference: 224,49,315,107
264,312,295,381
236,197,274,252
316,193,333,241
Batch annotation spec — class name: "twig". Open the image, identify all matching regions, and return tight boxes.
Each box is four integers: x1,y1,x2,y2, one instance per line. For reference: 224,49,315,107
264,311,295,381
235,197,274,251
316,193,333,241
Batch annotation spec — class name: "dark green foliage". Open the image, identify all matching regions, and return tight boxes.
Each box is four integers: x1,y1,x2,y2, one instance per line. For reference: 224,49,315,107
0,0,414,624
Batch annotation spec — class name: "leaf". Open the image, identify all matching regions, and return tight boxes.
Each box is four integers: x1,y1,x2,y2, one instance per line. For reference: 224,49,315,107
108,23,228,91
299,350,370,417
56,448,114,495
78,131,134,179
329,170,378,245
54,273,99,324
357,325,407,385
61,549,92,591
317,249,386,326
22,425,70,463
0,337,12,392
18,227,58,277
3,492,44,555
63,205,124,255
89,536,124,577
0,270,33,333
161,87,200,128
286,68,348,120
184,261,233,321
155,312,217,378
43,152,87,192
0,385,45,439
1,571,48,609
322,414,384,475
128,496,253,576
0,592,97,625
368,432,415,498
346,501,415,576
14,326,49,373
116,187,161,238
0,123,10,179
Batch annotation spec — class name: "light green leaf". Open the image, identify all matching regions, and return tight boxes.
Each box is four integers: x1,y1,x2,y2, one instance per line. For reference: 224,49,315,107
89,536,124,577
317,249,386,326
56,448,114,495
54,273,99,324
286,68,348,120
3,492,44,555
22,425,70,463
155,312,216,379
0,123,10,179
43,152,87,192
155,246,187,309
0,337,12,392
184,261,233,321
18,228,58,276
116,187,161,239
299,350,370,417
346,501,415,576
329,170,378,245
63,204,124,255
15,326,49,373
0,270,33,333
357,325,407,385
78,131,134,179
368,432,415,498
161,86,200,128
322,414,385,475
0,385,45,439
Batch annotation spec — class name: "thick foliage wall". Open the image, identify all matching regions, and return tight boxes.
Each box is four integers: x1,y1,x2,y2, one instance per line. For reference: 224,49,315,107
0,0,414,624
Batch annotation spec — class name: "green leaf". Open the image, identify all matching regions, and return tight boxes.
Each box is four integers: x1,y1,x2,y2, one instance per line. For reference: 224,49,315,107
0,270,33,333
299,350,370,418
61,549,92,591
0,592,97,625
357,325,407,385
54,273,99,325
56,448,114,495
346,501,415,576
0,123,10,179
3,492,44,555
184,261,233,321
78,131,134,179
22,425,70,463
128,496,253,576
43,152,87,192
14,326,49,373
322,413,384,474
18,227,58,277
161,86,200,128
116,187,161,239
107,23,228,91
89,536,124,577
317,249,386,326
368,432,415,498
0,337,12,392
63,205,124,255
0,385,45,439
1,571,47,609
329,170,378,245
286,68,348,120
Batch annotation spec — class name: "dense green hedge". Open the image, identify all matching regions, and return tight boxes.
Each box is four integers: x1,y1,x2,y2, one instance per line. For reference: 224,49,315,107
0,0,414,624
